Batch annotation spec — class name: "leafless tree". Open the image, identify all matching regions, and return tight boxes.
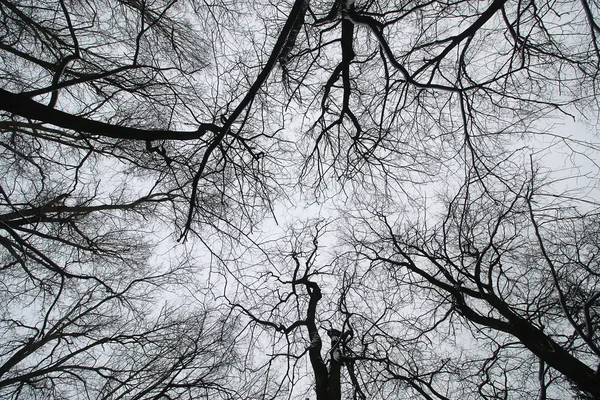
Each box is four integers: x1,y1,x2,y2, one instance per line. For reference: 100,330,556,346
225,223,361,400
0,1,253,397
2,0,600,398
345,159,600,398
227,222,466,399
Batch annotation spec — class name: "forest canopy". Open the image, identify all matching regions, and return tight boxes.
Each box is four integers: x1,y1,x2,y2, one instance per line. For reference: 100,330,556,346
1,0,599,398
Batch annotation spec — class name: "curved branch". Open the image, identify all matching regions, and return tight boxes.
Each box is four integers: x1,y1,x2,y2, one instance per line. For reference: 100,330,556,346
0,88,220,140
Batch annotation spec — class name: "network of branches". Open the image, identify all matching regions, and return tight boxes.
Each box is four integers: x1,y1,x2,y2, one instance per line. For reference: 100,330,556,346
1,0,599,398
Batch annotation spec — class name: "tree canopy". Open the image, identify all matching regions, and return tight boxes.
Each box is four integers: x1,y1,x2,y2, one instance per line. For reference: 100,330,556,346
1,0,599,398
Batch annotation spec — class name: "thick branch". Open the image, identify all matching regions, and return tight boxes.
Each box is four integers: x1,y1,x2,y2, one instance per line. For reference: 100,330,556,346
0,88,219,140
181,0,309,239
302,279,329,400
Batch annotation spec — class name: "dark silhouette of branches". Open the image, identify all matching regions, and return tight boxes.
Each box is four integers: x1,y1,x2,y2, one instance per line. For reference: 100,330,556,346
347,164,600,398
1,0,600,398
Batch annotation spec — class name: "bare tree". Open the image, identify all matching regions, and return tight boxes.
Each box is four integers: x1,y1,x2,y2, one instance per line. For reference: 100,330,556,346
225,223,363,400
0,128,244,398
226,221,468,400
0,0,283,241
2,0,600,398
346,160,600,398
0,2,253,397
4,0,598,223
